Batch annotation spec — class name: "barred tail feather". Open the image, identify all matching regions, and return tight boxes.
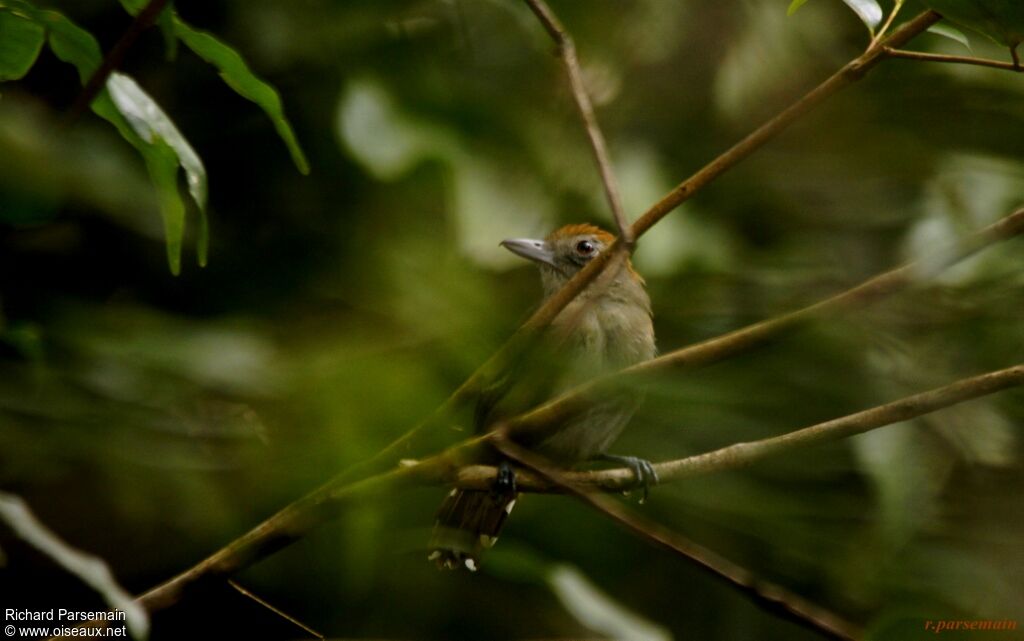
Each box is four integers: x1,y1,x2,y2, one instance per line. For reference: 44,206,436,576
428,489,518,571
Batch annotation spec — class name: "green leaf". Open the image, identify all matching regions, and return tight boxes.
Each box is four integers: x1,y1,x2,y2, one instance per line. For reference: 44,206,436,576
156,5,178,60
0,8,45,81
37,8,102,81
39,11,138,140
107,71,207,270
141,137,186,274
928,22,973,50
172,17,310,175
117,0,147,13
41,9,206,272
107,72,206,211
38,12,135,144
841,0,883,34
923,0,1024,48
787,0,813,16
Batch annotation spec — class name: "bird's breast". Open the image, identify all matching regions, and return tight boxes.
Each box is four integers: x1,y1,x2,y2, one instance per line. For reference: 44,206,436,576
556,297,656,388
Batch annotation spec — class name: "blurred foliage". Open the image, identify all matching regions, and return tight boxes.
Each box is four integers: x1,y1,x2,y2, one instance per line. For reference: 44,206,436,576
1,1,1023,640
0,492,148,638
0,0,307,273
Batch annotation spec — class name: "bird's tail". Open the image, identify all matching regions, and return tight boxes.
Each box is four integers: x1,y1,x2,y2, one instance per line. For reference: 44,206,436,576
428,488,518,571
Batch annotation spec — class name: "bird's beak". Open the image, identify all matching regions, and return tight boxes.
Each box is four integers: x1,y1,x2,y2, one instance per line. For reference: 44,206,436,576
500,238,557,268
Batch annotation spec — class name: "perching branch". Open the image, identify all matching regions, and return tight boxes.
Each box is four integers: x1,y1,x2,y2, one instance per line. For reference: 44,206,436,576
463,364,1024,492
334,11,942,482
131,361,1024,616
66,0,171,123
507,207,1024,438
491,434,861,641
522,0,632,244
883,47,1024,72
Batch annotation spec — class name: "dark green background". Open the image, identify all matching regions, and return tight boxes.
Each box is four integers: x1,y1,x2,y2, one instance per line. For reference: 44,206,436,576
1,1,1023,639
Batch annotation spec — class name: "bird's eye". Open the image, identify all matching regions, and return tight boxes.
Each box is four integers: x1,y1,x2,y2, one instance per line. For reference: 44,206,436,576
575,240,595,255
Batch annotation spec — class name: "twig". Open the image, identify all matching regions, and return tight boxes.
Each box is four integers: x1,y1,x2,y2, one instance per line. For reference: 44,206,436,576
227,580,325,639
334,11,941,482
506,207,1024,438
523,0,632,244
629,10,939,237
884,47,1024,72
458,364,1024,492
868,0,905,50
491,433,861,641
66,0,171,123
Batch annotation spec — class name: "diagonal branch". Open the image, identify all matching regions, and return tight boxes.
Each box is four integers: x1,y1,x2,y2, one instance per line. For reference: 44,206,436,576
533,10,941,330
523,0,632,244
628,10,939,237
333,11,942,482
66,0,171,123
491,434,861,641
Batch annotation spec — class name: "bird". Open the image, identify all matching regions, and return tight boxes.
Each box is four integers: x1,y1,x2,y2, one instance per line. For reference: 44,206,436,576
428,223,657,571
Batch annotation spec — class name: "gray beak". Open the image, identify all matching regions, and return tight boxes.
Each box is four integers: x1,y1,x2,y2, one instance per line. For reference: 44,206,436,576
500,238,557,268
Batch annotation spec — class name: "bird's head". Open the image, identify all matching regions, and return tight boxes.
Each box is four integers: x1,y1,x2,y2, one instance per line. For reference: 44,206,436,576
500,224,646,300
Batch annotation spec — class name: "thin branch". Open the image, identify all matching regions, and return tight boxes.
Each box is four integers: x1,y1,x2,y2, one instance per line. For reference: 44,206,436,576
460,364,1024,492
884,47,1024,72
491,434,861,641
523,0,632,244
66,0,171,123
868,0,905,50
506,207,1024,438
331,11,941,482
227,580,325,640
630,10,939,237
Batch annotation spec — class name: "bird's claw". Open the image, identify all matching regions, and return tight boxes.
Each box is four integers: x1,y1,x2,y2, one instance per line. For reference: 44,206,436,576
601,454,658,503
494,460,517,495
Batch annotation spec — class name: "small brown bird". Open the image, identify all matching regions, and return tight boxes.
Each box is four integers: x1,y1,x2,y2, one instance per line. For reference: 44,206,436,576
429,224,657,571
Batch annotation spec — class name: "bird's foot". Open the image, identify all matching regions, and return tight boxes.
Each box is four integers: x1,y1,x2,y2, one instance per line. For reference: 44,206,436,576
598,454,658,503
493,460,517,495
